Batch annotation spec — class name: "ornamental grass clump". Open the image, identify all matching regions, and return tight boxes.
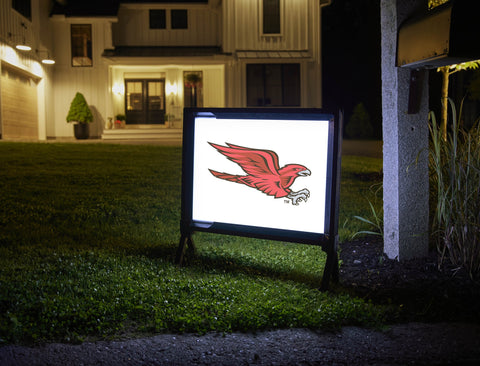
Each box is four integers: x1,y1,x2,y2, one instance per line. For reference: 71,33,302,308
429,99,480,280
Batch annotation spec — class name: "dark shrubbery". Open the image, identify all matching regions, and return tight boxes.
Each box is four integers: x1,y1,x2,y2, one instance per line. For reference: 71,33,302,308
345,103,374,140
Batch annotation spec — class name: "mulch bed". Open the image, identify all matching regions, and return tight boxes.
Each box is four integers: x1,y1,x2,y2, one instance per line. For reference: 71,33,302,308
338,237,480,323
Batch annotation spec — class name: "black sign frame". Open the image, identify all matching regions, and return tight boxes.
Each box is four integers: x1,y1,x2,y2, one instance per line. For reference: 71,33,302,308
177,108,342,289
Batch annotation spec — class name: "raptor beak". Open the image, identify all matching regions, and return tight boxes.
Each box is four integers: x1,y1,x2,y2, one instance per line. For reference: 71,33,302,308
299,169,311,176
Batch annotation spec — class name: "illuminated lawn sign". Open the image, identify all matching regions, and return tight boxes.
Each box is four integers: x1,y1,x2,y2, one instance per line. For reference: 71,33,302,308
177,108,342,289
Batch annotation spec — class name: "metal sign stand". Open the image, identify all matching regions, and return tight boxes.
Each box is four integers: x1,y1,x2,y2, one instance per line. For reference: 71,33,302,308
176,225,195,265
320,110,342,290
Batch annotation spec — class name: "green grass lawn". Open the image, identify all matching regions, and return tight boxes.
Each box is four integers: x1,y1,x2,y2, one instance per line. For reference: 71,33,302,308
0,142,383,344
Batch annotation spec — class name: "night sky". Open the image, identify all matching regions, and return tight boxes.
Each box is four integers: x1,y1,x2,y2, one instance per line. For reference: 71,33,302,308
322,0,382,139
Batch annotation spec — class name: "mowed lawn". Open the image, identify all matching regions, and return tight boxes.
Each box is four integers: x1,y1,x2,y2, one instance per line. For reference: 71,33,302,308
0,142,384,343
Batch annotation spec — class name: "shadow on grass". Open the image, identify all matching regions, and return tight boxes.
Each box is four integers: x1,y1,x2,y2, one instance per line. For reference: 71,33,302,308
180,249,324,289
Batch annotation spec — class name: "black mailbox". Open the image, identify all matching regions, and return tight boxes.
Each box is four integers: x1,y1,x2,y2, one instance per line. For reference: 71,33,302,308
397,0,480,68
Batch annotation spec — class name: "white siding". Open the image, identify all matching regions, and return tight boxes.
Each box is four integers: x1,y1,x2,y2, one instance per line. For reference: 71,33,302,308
203,67,225,107
222,0,324,108
113,5,221,46
52,68,108,138
223,0,312,52
0,0,54,140
51,19,111,137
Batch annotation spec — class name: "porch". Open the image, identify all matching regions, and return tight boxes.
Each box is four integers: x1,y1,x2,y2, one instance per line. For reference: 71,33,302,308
102,124,182,143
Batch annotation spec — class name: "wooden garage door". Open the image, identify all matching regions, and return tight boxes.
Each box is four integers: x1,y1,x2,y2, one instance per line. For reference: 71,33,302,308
1,65,38,140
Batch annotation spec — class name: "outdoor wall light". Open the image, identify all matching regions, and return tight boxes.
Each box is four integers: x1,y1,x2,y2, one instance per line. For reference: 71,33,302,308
166,82,178,96
37,50,55,65
8,32,31,51
9,23,31,51
112,83,124,95
15,42,31,51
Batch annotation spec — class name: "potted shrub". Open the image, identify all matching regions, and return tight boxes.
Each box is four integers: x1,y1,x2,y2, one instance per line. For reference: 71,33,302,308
66,92,93,139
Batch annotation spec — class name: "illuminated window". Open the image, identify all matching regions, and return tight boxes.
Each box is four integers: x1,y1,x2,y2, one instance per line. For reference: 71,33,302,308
12,0,31,20
247,64,300,106
71,25,92,67
171,9,188,29
263,0,281,34
150,9,166,29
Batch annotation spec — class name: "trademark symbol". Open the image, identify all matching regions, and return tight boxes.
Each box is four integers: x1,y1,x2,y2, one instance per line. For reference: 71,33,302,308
284,200,290,204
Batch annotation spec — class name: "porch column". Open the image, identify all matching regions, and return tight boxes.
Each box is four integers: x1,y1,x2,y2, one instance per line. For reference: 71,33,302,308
381,0,429,260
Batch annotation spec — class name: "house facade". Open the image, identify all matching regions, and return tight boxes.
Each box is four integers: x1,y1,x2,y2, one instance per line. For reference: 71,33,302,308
0,0,330,141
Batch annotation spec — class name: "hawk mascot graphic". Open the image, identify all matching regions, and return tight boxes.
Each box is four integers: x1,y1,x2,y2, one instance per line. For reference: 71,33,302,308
208,142,311,205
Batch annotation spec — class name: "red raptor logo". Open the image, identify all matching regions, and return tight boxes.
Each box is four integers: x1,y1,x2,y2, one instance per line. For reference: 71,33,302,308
208,142,311,205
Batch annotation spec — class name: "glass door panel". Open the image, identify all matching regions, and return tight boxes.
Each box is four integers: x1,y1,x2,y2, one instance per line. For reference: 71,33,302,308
147,81,165,124
126,81,143,111
125,79,165,124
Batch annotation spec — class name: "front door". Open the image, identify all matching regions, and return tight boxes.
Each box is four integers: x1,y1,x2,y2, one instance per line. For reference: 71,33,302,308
125,79,165,124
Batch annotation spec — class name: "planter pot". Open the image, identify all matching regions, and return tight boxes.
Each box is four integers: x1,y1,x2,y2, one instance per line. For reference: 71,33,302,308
74,123,89,140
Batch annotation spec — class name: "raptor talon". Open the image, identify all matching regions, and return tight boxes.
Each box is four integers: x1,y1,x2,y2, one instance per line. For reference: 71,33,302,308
287,188,310,205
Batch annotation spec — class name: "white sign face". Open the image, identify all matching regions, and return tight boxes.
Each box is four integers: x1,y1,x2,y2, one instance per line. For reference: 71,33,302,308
192,117,331,234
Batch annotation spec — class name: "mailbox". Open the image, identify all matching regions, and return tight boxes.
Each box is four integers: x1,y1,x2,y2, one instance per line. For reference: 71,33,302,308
397,0,480,68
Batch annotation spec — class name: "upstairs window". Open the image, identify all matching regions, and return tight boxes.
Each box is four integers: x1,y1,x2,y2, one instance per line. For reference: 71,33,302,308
12,0,31,20
262,0,281,34
71,24,92,67
149,9,166,29
171,9,188,29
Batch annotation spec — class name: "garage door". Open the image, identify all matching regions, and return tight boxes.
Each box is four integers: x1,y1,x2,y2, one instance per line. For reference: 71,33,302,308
1,65,38,140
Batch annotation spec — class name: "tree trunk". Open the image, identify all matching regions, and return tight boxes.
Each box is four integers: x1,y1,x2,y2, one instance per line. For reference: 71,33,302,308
440,67,449,141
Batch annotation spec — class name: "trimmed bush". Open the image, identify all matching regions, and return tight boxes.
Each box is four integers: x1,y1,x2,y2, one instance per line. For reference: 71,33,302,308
66,92,93,124
345,103,374,139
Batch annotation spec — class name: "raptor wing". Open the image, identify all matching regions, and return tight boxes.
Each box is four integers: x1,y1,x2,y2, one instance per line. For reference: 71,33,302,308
209,142,288,197
209,142,281,177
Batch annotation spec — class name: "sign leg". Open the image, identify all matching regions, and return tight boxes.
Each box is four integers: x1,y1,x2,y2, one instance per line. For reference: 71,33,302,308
320,243,339,291
175,234,195,265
